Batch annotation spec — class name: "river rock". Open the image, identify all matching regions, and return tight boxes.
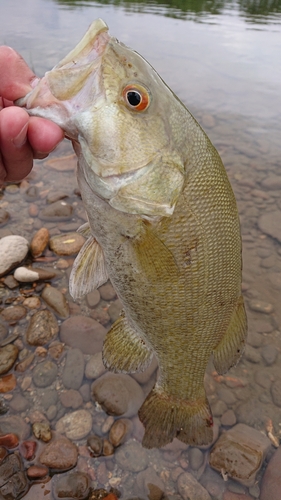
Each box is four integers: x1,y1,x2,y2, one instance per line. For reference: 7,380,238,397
39,200,73,221
99,283,116,301
53,472,90,500
260,445,281,500
1,305,26,324
19,440,37,460
85,352,106,380
87,434,103,456
9,393,30,412
41,285,69,319
109,418,133,447
32,422,52,442
39,436,78,470
30,227,49,257
0,321,8,341
0,373,17,393
177,472,211,500
0,415,30,440
60,316,107,354
14,266,40,282
271,379,281,407
56,409,92,440
0,208,10,227
258,210,281,243
62,348,84,390
136,467,165,499
60,389,83,409
0,344,19,375
49,232,85,255
115,439,148,472
32,360,58,388
0,433,19,449
26,310,59,346
23,296,41,310
131,356,158,385
27,464,49,479
86,290,100,308
261,174,281,190
209,423,271,486
107,299,123,322
92,373,144,417
0,453,28,498
0,235,29,277
262,344,278,366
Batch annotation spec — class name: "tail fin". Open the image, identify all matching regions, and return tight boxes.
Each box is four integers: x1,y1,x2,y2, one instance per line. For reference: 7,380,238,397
138,386,213,449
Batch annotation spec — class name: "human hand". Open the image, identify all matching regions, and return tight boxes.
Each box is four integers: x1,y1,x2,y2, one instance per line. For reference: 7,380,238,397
0,46,64,184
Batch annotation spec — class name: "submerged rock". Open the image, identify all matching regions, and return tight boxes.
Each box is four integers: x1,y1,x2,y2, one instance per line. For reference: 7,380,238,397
39,436,78,471
92,373,144,417
0,235,29,277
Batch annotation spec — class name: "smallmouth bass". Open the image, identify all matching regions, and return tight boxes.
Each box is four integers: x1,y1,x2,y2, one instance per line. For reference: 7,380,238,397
17,19,247,448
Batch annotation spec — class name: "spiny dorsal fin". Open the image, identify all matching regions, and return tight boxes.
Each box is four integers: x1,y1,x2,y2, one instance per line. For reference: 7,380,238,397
69,236,108,300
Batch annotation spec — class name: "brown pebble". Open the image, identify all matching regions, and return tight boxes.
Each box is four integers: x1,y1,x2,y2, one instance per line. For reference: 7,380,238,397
0,373,17,393
19,440,37,460
27,464,49,479
49,232,85,256
87,435,103,457
30,228,49,258
32,422,52,442
109,419,133,447
0,433,19,449
23,296,41,309
0,446,8,463
99,283,116,301
15,353,35,372
48,341,64,360
103,439,114,456
0,305,26,324
29,204,39,217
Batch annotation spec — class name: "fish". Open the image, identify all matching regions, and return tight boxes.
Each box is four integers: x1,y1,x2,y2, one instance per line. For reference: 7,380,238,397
16,19,247,449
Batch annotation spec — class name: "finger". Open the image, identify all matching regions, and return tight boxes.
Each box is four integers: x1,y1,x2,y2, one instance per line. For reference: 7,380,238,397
0,46,36,101
28,117,64,157
0,107,33,182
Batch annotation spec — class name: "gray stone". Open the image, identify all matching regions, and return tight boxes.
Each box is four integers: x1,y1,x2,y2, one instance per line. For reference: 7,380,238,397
39,200,73,221
0,415,30,440
244,344,261,363
32,360,58,388
115,439,148,472
271,379,281,407
0,344,19,375
40,389,58,410
260,446,281,500
39,436,78,470
261,344,278,366
41,286,69,319
9,393,30,412
86,290,100,308
62,348,85,390
189,448,204,471
53,472,90,500
85,352,106,380
0,235,29,277
26,310,59,346
56,409,92,440
258,210,281,243
60,316,107,355
177,472,211,500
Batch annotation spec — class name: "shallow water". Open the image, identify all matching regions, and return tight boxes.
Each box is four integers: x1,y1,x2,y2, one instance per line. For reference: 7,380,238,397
0,0,281,499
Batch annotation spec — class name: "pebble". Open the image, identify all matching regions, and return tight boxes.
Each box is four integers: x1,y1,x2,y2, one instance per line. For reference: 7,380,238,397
47,405,57,420
26,309,59,346
0,305,26,324
258,210,281,243
255,367,274,389
49,232,85,255
86,290,101,308
0,433,19,449
62,348,85,390
16,352,35,373
85,352,106,380
0,453,28,498
261,344,278,365
0,415,30,440
248,299,274,314
30,227,49,257
53,471,90,500
41,285,69,319
99,283,116,301
221,409,237,426
56,409,92,440
209,423,271,486
260,445,281,500
252,318,273,333
19,440,37,460
28,203,39,217
39,436,78,470
189,447,204,471
103,439,114,456
223,493,254,500
60,316,107,354
261,174,281,190
9,393,30,412
32,422,52,442
177,472,211,500
271,379,281,407
247,331,263,348
0,235,29,277
3,275,18,289
115,439,148,472
0,344,19,375
109,418,133,447
136,467,165,499
47,191,69,204
48,341,64,360
14,266,40,282
0,321,8,341
90,307,110,325
211,399,228,417
27,464,49,479
0,208,10,226
39,200,73,221
79,384,91,403
92,373,144,417
0,373,17,393
23,296,41,309
107,299,123,322
60,389,83,409
32,360,58,388
87,434,103,456
244,344,261,363
131,356,158,385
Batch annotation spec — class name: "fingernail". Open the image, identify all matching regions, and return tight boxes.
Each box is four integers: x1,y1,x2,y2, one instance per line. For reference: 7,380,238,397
13,122,28,148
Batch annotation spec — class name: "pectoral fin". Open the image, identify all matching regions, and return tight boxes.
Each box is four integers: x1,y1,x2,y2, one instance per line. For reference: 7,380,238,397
102,312,153,373
69,236,108,299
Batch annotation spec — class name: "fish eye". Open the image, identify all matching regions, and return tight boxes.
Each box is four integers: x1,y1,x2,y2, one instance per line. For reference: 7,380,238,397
122,84,150,111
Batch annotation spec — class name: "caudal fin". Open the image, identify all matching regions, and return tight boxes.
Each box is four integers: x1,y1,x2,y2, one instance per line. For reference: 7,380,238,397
138,386,213,449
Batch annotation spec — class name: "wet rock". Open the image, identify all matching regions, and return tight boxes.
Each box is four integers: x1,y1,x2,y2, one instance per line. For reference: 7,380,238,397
0,344,19,375
0,433,19,449
255,367,275,389
131,356,158,385
248,299,273,314
1,305,26,324
39,436,78,470
32,360,58,388
39,200,73,221
22,481,53,499
136,467,165,499
32,422,52,442
26,309,59,346
0,373,17,393
47,191,69,204
53,471,90,500
189,448,204,471
261,175,281,190
23,296,41,309
271,379,281,407
244,345,261,363
107,299,123,323
30,227,49,258
19,440,37,460
177,472,211,500
252,318,273,333
115,439,148,472
261,344,278,366
247,331,263,348
41,285,69,319
223,493,254,500
9,393,30,412
260,445,281,500
85,352,106,380
3,275,18,289
60,389,83,409
62,348,85,390
27,464,49,479
92,373,144,418
49,232,85,255
221,409,237,426
89,307,110,325
0,453,28,498
14,266,40,282
211,399,227,417
258,210,281,243
0,446,8,463
0,208,10,227
86,290,100,308
56,409,92,440
109,418,133,447
79,384,91,403
60,316,107,354
102,439,114,456
0,321,8,342
0,415,30,440
15,352,35,373
87,434,103,456
209,423,271,486
99,283,116,301
0,235,29,277
47,405,57,420
24,185,39,201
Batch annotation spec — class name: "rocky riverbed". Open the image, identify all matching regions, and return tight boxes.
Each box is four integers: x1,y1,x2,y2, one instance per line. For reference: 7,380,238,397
0,113,281,500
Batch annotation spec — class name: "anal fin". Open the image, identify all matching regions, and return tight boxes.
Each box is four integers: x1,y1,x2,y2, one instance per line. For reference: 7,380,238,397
69,235,108,300
213,295,247,375
102,313,153,374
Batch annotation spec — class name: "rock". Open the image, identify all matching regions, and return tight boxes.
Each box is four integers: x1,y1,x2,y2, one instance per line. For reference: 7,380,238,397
14,266,40,282
92,373,144,417
0,321,8,342
9,393,30,412
136,467,165,499
109,418,133,447
0,344,19,375
244,345,261,363
0,454,28,498
15,352,35,373
0,373,17,393
85,352,106,380
0,235,29,277
32,360,58,388
53,471,90,500
40,390,58,411
211,399,228,417
261,345,278,366
24,185,39,201
62,348,85,390
209,423,271,486
221,409,237,427
56,409,92,440
261,175,281,190
99,283,116,301
49,232,85,255
223,493,254,500
1,305,26,324
3,275,18,289
260,445,281,500
107,299,123,322
39,200,73,221
0,208,10,227
86,290,100,308
131,356,158,385
258,211,281,243
60,389,83,409
0,415,30,440
19,440,37,460
21,481,53,499
87,434,103,456
26,310,59,346
27,464,49,479
23,296,41,309
60,316,107,354
189,448,204,471
39,436,78,470
0,446,8,463
115,439,148,472
248,299,274,314
32,422,52,442
41,285,69,319
30,228,49,257
255,367,275,389
0,433,19,449
271,379,281,407
89,307,110,325
177,472,211,500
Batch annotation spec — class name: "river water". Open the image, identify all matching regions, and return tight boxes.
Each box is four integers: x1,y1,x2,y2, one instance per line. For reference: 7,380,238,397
0,0,281,499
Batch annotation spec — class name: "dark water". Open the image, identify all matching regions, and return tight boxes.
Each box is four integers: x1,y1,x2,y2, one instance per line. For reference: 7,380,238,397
0,0,281,499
